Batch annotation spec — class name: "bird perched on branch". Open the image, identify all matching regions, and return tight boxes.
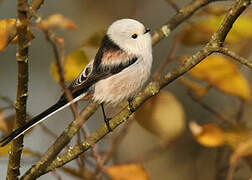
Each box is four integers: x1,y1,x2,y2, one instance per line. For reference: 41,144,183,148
0,18,153,147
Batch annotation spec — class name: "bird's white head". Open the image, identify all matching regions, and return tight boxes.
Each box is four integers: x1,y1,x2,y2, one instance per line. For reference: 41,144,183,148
107,19,152,55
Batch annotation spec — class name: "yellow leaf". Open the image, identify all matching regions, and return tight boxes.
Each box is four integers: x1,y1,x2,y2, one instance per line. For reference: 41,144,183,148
189,55,251,101
189,121,225,147
83,30,106,48
181,15,252,45
39,14,77,30
107,164,149,180
51,49,89,82
135,91,185,144
0,18,17,51
0,18,35,51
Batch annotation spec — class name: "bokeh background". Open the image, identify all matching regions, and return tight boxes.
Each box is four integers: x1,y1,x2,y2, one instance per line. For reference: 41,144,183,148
0,0,252,179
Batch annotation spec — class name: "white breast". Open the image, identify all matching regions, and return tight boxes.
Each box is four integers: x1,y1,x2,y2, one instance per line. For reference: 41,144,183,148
92,53,152,105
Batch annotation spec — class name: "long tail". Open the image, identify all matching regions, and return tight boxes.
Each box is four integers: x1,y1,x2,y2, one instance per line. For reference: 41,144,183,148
0,94,83,147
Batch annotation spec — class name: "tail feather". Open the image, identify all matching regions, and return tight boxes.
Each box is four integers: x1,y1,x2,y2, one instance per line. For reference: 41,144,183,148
0,100,67,147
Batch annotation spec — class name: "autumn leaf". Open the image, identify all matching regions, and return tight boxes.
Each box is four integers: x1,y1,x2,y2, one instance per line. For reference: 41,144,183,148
0,18,17,51
189,121,252,149
181,15,252,46
107,164,149,180
51,49,90,82
83,30,106,48
0,18,35,51
39,14,77,30
135,91,185,144
189,121,225,147
189,55,251,101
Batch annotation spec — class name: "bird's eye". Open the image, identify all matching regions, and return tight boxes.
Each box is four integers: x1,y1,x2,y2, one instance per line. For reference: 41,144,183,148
131,34,138,39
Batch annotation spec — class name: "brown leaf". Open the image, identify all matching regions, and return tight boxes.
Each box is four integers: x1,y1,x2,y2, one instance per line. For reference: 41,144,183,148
107,164,149,180
39,14,77,30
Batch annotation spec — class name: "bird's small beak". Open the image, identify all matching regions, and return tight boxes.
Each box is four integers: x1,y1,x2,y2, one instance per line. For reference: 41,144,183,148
145,27,151,34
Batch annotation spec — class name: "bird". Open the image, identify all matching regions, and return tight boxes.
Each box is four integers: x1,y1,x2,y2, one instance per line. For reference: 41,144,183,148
0,18,153,147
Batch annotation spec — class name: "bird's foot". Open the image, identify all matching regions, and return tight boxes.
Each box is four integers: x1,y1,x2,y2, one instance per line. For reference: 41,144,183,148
128,100,134,113
104,117,112,132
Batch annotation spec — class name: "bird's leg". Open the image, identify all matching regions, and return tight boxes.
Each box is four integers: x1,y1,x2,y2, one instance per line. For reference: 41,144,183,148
101,103,112,132
128,98,134,113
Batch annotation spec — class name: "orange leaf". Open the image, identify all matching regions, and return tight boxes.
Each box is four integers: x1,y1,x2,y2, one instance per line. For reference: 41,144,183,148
0,18,17,51
189,121,225,147
181,15,252,46
189,55,251,101
107,164,149,180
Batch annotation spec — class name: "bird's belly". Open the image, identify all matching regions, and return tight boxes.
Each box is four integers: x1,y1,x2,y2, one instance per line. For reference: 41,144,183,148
92,64,150,105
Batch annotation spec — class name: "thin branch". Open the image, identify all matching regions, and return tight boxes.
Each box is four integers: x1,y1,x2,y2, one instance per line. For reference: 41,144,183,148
41,0,250,174
188,91,236,126
218,47,252,69
6,0,30,179
165,0,180,12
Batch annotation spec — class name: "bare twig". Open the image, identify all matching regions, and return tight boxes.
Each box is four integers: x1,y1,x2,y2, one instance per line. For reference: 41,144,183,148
165,0,180,12
218,47,252,69
188,91,236,126
6,0,30,179
236,99,245,121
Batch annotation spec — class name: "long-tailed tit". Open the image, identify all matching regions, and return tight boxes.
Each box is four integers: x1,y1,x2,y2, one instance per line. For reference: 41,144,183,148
0,18,153,147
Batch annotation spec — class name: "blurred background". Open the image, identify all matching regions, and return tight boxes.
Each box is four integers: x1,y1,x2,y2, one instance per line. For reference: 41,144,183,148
0,0,252,179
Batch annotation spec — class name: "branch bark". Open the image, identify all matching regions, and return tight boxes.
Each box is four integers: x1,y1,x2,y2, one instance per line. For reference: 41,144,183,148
219,47,252,69
6,0,29,179
21,0,251,179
